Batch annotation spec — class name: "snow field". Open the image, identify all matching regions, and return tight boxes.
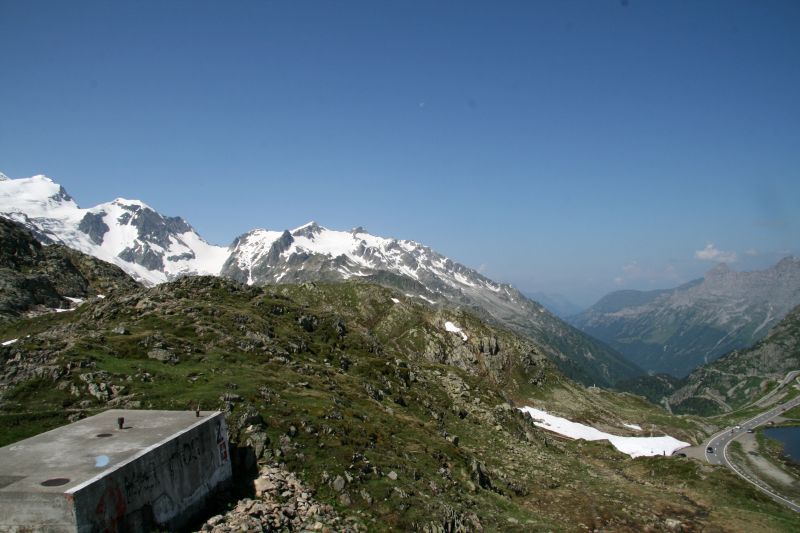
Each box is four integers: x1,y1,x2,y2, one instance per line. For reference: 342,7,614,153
519,406,689,458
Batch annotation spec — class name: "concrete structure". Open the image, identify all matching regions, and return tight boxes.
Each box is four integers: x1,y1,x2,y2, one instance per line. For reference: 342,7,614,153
0,409,232,532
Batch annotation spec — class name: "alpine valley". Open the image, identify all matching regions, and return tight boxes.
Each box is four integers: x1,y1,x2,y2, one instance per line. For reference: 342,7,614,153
570,259,800,377
3,202,800,531
0,172,640,387
619,303,800,416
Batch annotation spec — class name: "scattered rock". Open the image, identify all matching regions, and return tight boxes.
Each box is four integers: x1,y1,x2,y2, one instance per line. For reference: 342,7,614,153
332,317,347,337
221,393,243,403
200,463,363,532
469,458,493,491
147,348,179,364
298,315,318,332
332,475,346,492
421,504,483,533
665,518,684,531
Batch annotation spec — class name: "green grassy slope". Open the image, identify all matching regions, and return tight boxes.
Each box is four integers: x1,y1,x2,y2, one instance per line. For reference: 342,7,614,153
0,278,797,531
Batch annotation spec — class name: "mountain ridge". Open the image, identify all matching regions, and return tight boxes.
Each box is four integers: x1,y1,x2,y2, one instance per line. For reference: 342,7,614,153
669,303,800,415
616,303,800,416
0,172,642,387
570,259,800,377
524,291,583,318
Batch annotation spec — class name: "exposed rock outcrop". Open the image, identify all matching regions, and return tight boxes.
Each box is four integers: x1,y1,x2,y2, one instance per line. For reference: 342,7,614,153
199,463,364,532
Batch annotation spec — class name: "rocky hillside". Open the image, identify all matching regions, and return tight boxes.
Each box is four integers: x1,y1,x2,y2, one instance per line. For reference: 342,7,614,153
615,305,800,416
222,222,642,388
614,373,684,410
0,216,139,322
666,304,800,415
1,172,641,388
570,259,800,376
1,276,797,531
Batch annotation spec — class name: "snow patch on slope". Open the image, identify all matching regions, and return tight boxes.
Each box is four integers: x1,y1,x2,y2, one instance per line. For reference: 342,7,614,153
445,321,468,341
519,406,688,458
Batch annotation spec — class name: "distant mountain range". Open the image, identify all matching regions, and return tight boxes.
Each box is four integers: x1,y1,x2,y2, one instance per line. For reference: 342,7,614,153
617,303,800,416
524,292,583,318
569,259,800,377
0,172,641,387
669,302,800,414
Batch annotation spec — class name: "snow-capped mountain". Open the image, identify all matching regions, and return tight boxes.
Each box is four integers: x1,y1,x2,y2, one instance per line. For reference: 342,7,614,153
224,222,524,311
0,174,228,284
0,171,642,386
223,222,505,291
221,222,643,386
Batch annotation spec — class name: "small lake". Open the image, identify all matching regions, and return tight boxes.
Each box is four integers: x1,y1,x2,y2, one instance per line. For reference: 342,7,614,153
764,426,800,463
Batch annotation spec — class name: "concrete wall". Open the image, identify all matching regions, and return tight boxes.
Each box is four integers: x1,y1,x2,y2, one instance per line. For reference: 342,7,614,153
0,491,76,532
68,412,232,532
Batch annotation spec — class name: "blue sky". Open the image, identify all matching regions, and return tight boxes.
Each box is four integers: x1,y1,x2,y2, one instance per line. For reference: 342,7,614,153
1,0,798,306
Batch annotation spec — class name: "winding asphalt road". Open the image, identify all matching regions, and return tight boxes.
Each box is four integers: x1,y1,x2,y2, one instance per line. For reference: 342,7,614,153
703,395,800,513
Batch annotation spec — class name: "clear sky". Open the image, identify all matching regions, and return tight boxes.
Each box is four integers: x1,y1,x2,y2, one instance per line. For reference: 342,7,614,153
1,0,798,306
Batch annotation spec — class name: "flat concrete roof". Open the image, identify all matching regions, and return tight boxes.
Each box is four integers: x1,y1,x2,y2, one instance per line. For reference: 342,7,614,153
0,409,223,496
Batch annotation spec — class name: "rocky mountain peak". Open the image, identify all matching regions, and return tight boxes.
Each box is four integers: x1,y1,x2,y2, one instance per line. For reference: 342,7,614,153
111,197,147,208
273,230,295,253
775,256,800,271
291,221,324,239
0,173,78,215
0,173,228,285
705,263,731,278
29,174,71,200
0,172,9,181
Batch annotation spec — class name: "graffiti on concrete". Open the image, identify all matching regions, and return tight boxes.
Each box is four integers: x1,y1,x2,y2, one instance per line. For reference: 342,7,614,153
216,420,229,463
123,464,162,501
95,481,126,532
90,418,229,531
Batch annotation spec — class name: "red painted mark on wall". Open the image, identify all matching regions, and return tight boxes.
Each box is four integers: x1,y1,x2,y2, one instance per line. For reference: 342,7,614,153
95,482,127,533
